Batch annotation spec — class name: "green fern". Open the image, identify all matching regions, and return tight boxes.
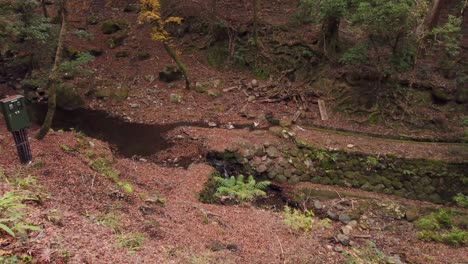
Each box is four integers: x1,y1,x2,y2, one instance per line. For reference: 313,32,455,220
214,175,270,203
283,205,314,233
0,191,40,237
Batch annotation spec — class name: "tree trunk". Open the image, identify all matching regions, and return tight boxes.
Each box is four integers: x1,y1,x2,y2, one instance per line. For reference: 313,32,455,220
320,16,340,57
252,0,259,45
210,0,217,33
425,0,445,30
41,0,48,18
163,41,190,89
36,1,67,140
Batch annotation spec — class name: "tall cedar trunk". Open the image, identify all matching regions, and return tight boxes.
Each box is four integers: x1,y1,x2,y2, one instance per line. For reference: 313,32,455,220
35,1,67,140
320,16,340,57
163,41,190,89
252,0,259,45
425,0,445,29
41,0,48,18
210,0,217,33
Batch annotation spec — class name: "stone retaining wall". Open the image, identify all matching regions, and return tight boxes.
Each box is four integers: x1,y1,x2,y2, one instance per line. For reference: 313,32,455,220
220,143,467,204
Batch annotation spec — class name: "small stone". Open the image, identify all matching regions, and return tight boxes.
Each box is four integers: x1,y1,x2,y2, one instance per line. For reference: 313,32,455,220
226,244,238,252
266,146,280,158
256,164,268,173
313,200,323,210
208,122,217,127
274,174,287,183
326,245,333,250
348,220,358,228
339,213,351,224
337,234,350,246
340,225,353,236
334,246,343,253
327,210,338,220
251,79,259,87
268,126,283,137
247,95,256,102
130,103,139,108
253,144,265,157
88,141,95,147
347,144,355,148
206,89,221,98
405,207,420,222
387,255,403,264
169,93,182,104
279,118,292,127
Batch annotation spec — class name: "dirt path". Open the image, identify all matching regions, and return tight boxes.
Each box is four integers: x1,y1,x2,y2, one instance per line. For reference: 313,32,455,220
292,126,467,162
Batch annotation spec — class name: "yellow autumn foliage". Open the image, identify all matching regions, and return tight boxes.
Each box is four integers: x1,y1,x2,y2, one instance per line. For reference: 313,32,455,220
138,0,182,43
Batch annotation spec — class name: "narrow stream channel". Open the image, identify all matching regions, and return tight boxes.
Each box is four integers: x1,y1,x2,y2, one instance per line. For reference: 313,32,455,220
31,105,215,159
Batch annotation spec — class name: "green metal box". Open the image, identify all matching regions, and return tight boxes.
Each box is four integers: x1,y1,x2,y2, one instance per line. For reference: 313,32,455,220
0,95,30,132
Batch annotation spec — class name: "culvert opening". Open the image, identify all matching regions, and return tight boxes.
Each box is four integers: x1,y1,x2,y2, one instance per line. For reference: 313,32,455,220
204,151,298,211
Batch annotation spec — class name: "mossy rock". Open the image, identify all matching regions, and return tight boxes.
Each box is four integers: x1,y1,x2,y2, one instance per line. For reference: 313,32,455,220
123,3,139,12
431,87,452,104
206,89,221,98
169,93,183,104
455,86,468,104
115,50,129,58
101,21,123,34
319,177,332,185
159,66,183,83
88,48,104,57
56,85,85,110
195,82,210,93
275,174,287,183
137,51,151,60
95,86,129,101
62,46,80,60
107,33,128,49
87,16,98,25
288,176,300,185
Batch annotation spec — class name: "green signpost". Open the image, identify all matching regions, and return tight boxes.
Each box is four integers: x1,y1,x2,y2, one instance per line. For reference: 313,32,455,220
0,95,32,164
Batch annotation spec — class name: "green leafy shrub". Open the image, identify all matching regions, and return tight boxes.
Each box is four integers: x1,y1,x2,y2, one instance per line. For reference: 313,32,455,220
0,191,40,237
418,228,467,247
430,15,462,57
117,232,146,253
90,158,120,181
415,209,467,247
340,44,368,65
214,175,270,203
453,193,468,208
415,210,452,231
343,240,388,264
59,52,94,78
283,205,314,233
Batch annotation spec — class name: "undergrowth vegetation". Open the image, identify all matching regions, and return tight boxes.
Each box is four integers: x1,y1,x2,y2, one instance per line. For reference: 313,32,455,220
0,168,42,262
415,209,467,247
214,175,270,203
199,173,270,204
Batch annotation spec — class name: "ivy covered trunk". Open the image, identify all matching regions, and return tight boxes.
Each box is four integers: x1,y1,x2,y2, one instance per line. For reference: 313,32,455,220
320,16,340,58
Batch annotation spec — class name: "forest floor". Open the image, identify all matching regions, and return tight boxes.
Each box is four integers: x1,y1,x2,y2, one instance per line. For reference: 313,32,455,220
0,0,467,263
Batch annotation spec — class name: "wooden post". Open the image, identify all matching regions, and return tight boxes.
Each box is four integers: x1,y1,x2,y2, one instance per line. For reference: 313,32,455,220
318,100,328,121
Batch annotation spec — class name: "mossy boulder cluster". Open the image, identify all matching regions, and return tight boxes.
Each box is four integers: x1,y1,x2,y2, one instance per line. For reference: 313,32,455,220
219,143,467,204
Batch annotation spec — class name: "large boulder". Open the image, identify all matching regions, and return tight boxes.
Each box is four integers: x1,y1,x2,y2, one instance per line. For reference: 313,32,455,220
56,85,85,110
101,21,122,34
94,85,129,101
